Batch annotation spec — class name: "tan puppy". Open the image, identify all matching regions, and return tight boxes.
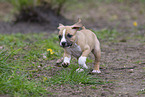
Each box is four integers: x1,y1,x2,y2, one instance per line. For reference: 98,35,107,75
58,19,101,73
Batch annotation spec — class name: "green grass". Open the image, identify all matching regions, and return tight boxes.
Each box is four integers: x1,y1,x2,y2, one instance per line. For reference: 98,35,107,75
93,29,119,40
47,64,107,85
0,0,11,2
0,30,116,96
97,0,145,3
0,33,61,96
0,49,49,96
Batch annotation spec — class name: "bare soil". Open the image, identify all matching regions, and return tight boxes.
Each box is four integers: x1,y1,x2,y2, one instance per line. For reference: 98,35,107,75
0,1,145,97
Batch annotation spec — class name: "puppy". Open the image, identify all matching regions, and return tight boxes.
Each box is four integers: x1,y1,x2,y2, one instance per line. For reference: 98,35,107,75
58,19,101,73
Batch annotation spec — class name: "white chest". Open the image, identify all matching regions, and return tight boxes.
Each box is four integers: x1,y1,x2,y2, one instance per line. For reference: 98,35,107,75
65,44,82,58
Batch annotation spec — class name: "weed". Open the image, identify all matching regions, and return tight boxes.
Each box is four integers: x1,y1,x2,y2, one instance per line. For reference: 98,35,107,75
134,60,142,64
101,64,107,68
137,89,145,95
86,58,93,63
90,85,98,89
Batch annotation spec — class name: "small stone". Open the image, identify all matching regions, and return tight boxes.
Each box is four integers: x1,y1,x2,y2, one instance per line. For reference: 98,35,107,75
0,46,3,49
56,58,63,64
101,92,107,96
76,68,84,72
43,55,47,59
120,39,127,42
128,69,134,73
38,66,41,68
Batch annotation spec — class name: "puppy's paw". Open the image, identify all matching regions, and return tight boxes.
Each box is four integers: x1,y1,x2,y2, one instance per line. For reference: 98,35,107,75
92,70,101,74
76,68,84,72
62,62,69,68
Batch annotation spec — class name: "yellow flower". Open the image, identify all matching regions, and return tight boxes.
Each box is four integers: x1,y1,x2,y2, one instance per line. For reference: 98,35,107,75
112,15,118,20
47,48,55,54
43,77,47,82
47,49,52,52
133,21,138,27
50,52,54,54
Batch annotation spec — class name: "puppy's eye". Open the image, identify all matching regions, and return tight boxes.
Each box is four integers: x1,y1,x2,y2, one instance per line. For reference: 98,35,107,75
58,35,62,39
67,33,73,38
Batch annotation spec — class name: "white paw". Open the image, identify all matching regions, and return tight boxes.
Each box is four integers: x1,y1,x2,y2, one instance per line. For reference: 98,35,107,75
92,70,101,73
62,62,69,68
76,68,84,72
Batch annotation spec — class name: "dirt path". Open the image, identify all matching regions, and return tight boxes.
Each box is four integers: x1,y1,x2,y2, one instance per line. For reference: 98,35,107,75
99,37,145,97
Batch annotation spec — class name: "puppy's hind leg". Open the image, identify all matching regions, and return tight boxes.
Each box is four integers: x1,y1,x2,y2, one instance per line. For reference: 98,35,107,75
92,45,101,73
76,47,90,72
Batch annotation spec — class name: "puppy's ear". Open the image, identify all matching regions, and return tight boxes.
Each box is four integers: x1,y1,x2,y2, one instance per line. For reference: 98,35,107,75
57,23,64,29
71,18,83,30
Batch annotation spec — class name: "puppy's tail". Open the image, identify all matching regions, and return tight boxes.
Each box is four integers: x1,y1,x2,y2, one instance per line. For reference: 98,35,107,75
82,26,86,30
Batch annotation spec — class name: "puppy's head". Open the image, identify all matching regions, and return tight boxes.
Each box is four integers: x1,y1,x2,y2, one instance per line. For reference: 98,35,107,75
58,19,82,48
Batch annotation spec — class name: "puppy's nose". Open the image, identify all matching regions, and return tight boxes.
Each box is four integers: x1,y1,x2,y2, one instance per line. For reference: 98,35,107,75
61,42,66,46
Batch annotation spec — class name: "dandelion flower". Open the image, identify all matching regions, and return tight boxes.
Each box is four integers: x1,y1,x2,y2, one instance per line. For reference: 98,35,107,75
133,21,138,27
112,15,118,20
47,49,53,52
50,52,54,54
47,48,54,54
43,77,47,82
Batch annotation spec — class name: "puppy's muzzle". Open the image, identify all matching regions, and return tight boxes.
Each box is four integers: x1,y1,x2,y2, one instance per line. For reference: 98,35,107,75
61,42,66,47
60,42,67,47
60,41,72,48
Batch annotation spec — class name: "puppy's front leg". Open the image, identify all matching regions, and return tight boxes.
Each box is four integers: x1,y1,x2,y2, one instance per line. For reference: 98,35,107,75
76,47,90,72
62,50,71,68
